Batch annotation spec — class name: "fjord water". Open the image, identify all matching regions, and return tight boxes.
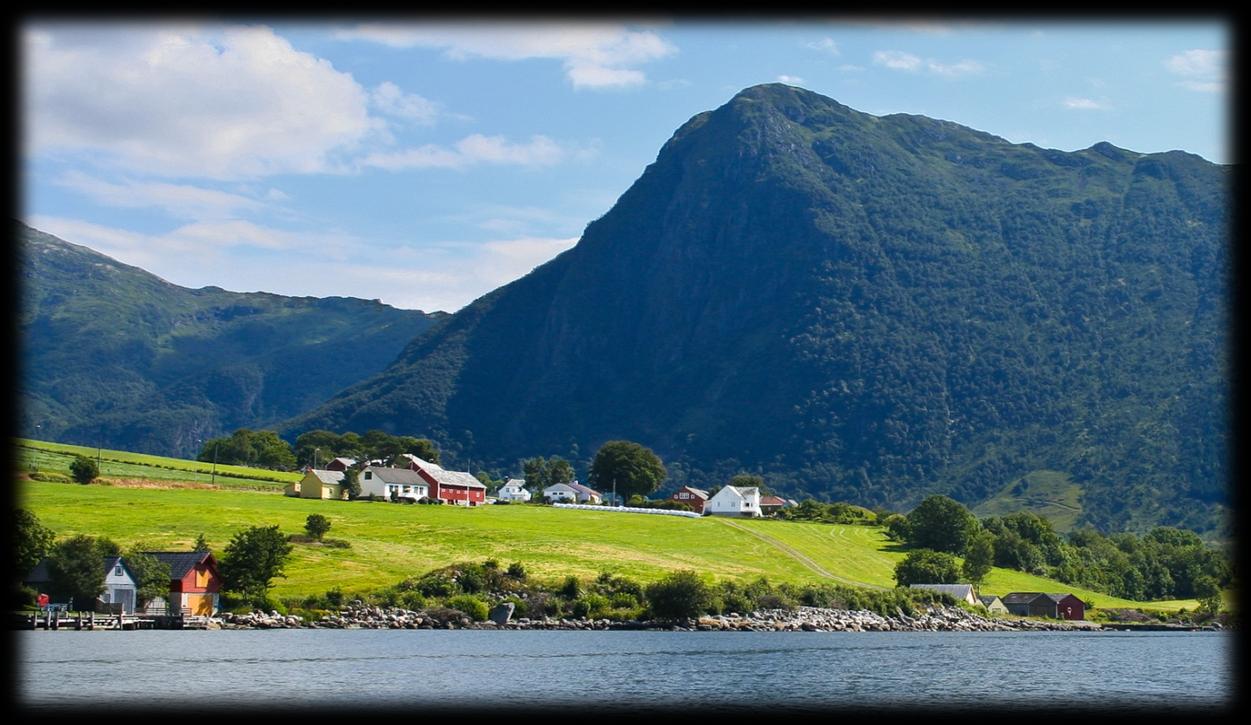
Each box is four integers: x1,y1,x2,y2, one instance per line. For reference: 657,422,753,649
17,630,1231,712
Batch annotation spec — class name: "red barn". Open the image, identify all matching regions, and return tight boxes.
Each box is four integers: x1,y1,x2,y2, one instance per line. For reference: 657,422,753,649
670,486,710,513
1047,593,1086,620
398,455,487,506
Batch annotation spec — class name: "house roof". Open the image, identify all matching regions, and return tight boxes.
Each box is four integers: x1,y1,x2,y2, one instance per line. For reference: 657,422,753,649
140,551,216,580
330,457,356,466
1044,593,1080,602
364,466,428,485
978,595,1004,605
307,469,346,484
567,482,600,497
502,478,527,489
25,556,136,585
760,495,787,506
1000,592,1048,604
401,457,487,489
677,486,709,499
909,584,976,600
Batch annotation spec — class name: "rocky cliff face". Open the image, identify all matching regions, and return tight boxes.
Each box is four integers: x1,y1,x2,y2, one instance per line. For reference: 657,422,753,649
286,84,1229,534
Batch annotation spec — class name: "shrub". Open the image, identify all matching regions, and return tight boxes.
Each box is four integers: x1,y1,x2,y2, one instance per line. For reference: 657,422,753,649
447,595,489,622
560,575,580,599
69,455,99,484
646,570,713,621
398,590,428,611
893,549,962,586
506,562,527,580
416,573,457,598
29,472,72,483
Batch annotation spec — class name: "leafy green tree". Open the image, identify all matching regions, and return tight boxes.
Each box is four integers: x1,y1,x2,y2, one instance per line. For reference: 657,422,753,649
547,457,575,484
905,495,978,554
962,531,995,587
304,514,331,541
69,455,99,484
645,570,713,621
219,525,293,605
15,509,55,577
587,440,666,501
341,467,361,500
522,457,551,490
198,429,296,470
47,535,119,610
294,429,344,467
122,549,172,608
882,513,911,542
728,473,766,494
893,549,962,587
193,533,211,552
1193,575,1222,617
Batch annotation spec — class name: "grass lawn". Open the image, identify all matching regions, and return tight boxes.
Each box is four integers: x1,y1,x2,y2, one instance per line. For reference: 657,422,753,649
19,479,1199,613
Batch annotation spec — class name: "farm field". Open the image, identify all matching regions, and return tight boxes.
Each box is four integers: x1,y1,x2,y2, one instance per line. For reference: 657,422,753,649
14,438,298,489
19,478,1199,612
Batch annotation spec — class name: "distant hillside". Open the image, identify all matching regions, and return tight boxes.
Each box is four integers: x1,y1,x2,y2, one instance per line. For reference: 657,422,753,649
18,221,445,457
286,84,1229,536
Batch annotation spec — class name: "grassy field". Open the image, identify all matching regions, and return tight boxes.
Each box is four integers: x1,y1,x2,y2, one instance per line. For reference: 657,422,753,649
19,477,1199,613
14,438,298,490
972,470,1084,533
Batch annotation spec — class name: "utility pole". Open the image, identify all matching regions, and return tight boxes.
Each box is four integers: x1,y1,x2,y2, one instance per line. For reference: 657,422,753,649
613,477,617,507
211,442,218,485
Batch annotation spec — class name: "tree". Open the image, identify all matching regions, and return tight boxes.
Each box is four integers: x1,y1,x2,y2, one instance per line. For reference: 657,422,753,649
729,473,767,494
47,535,119,610
882,513,910,542
522,457,551,491
219,525,293,605
547,457,575,484
962,531,995,587
341,467,361,500
645,570,713,621
905,495,978,554
122,548,172,608
69,455,99,484
587,440,666,501
15,508,55,577
193,533,211,552
304,514,331,541
893,549,962,587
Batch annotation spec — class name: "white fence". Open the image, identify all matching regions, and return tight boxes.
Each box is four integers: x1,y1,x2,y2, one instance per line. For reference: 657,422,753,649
551,503,702,518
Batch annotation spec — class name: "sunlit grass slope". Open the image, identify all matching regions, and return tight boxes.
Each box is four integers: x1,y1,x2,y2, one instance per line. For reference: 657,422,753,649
19,479,1197,612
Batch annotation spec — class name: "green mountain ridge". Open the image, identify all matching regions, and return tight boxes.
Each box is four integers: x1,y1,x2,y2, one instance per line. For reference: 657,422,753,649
284,84,1229,535
18,221,445,458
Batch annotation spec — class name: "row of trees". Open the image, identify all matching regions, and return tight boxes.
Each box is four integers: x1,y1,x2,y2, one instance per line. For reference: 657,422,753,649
885,494,1232,608
194,428,443,472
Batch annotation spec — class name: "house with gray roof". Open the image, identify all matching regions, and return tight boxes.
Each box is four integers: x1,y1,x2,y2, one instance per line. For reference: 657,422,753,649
908,583,979,606
706,485,762,517
359,465,429,502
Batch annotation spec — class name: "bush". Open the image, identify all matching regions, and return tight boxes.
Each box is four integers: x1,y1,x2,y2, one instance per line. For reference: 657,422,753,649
646,570,713,621
29,472,72,483
506,562,527,580
893,549,962,586
69,455,99,484
416,573,457,598
447,595,489,622
560,575,580,599
398,590,428,611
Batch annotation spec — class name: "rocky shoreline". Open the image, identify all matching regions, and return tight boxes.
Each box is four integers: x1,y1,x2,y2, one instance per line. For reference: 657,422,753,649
215,602,1148,632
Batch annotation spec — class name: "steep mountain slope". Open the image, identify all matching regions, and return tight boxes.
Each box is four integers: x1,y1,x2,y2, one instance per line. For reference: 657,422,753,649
19,222,445,457
285,84,1229,534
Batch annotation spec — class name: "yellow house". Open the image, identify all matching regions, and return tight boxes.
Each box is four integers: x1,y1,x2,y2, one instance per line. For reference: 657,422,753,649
299,469,347,500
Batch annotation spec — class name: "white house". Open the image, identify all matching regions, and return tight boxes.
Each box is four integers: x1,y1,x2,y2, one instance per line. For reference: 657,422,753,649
705,485,762,517
359,466,430,502
100,556,139,613
543,483,579,503
567,481,602,504
497,478,531,502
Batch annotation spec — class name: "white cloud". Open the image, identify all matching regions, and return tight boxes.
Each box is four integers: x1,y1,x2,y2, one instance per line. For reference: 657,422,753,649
873,50,923,71
359,134,595,171
874,50,984,76
369,81,440,124
776,74,805,85
334,22,676,89
926,59,984,76
24,24,379,179
806,37,840,55
54,171,266,219
1062,97,1111,111
1165,49,1226,93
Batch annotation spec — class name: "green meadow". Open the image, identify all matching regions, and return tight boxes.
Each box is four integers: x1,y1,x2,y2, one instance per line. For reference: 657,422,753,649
14,438,298,489
19,477,1198,613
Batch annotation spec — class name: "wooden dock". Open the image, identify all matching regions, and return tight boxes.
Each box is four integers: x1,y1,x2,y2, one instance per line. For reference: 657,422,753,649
16,610,196,631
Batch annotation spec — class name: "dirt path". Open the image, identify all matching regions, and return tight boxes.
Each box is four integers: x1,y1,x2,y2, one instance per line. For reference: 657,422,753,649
716,518,886,589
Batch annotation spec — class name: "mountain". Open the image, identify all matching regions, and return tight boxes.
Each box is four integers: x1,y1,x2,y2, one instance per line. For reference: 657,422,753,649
284,84,1229,535
18,221,445,458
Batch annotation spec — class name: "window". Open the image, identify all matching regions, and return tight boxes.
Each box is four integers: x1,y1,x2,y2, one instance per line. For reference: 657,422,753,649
364,471,372,480
115,565,123,576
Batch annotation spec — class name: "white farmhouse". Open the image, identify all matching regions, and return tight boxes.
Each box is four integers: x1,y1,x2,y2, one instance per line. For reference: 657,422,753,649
497,478,531,502
543,482,579,503
359,466,430,502
705,485,762,517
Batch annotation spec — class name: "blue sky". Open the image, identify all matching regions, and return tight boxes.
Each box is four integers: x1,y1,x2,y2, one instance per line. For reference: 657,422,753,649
22,19,1229,313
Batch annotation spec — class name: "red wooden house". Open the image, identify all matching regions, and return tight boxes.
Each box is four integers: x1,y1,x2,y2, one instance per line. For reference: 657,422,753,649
397,454,487,506
142,551,222,616
670,486,710,514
